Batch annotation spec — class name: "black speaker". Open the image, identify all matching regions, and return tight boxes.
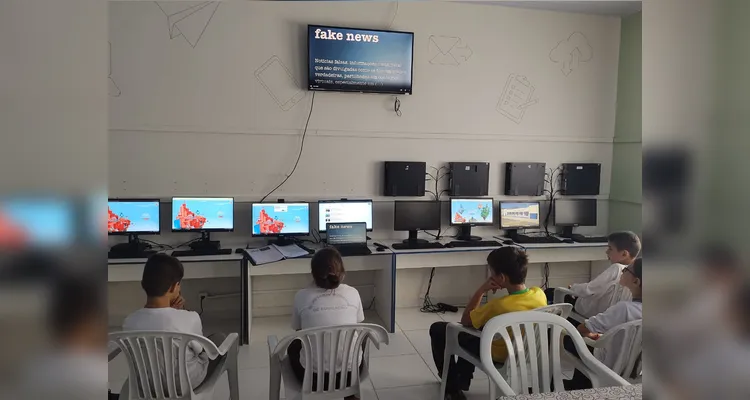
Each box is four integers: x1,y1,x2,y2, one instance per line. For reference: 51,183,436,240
384,161,426,196
504,162,546,196
449,162,490,196
561,163,601,195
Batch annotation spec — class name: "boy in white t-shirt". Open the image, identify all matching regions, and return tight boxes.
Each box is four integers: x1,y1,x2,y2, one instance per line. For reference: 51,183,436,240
563,258,643,390
546,231,641,321
123,254,227,391
289,248,364,397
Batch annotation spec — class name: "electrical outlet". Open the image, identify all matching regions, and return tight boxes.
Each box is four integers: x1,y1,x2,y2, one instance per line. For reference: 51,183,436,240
198,291,209,300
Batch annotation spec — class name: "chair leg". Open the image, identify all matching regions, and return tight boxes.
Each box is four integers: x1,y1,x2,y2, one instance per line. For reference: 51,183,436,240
269,359,282,400
488,380,496,400
227,342,240,400
440,353,451,399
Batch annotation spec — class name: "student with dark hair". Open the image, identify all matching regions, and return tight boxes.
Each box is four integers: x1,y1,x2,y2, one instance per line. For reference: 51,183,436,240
122,254,227,389
288,248,365,396
430,247,547,400
545,231,641,320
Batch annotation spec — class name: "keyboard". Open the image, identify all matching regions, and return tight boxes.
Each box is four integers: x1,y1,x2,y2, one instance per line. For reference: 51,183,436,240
171,248,233,257
571,234,608,243
108,250,157,259
446,240,501,248
513,235,563,244
334,245,372,257
392,242,445,250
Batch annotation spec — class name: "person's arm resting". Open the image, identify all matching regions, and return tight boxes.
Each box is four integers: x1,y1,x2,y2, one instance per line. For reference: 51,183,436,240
570,263,620,297
580,302,623,339
461,285,490,328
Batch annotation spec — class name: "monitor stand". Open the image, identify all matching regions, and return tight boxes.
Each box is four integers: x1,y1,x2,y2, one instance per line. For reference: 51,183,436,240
110,234,151,256
402,230,429,245
560,226,575,238
505,229,520,241
456,225,481,241
189,232,221,251
268,235,295,246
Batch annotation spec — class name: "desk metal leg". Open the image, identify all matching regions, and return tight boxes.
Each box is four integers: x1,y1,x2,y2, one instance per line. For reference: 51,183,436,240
374,254,397,333
240,258,251,345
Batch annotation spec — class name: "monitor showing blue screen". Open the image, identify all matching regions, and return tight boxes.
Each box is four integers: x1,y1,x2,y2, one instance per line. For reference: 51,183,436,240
108,200,160,234
308,25,414,94
326,222,367,245
450,198,494,225
0,198,74,246
252,203,310,236
500,202,541,229
172,197,234,232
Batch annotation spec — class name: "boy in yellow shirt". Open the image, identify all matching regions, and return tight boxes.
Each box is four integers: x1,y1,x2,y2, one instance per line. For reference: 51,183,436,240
429,247,547,400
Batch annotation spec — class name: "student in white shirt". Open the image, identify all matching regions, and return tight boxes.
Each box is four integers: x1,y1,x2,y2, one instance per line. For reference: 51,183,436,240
288,247,364,397
545,231,640,321
122,254,227,393
563,258,643,390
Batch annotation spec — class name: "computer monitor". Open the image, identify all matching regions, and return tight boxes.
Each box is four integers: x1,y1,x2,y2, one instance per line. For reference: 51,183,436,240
449,198,494,241
500,202,541,237
326,222,367,246
0,197,74,248
252,202,310,244
318,200,373,232
554,199,597,237
172,197,234,250
108,199,161,235
394,201,441,244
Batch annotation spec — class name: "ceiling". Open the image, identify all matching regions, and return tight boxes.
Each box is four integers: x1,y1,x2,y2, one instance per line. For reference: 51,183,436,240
461,1,642,16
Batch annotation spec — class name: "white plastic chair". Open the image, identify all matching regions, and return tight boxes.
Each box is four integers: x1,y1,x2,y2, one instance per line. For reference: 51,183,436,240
109,331,239,400
480,311,630,396
564,319,643,383
554,283,631,323
439,303,572,399
268,323,389,400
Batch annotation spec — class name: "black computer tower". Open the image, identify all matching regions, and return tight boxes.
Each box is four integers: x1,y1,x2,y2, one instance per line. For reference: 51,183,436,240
561,163,601,195
384,161,427,196
504,162,546,196
449,162,490,196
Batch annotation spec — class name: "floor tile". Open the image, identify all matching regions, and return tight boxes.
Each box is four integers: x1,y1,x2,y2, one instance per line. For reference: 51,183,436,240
439,311,463,324
370,331,418,358
375,383,440,400
465,378,493,400
403,329,433,355
250,316,295,345
395,308,445,331
238,341,270,370
369,354,437,389
237,367,286,400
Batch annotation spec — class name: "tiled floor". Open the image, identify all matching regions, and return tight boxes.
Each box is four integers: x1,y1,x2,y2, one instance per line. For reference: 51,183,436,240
109,308,497,399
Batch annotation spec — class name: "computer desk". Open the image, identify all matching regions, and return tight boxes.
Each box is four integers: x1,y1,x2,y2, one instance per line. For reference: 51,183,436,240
108,239,607,346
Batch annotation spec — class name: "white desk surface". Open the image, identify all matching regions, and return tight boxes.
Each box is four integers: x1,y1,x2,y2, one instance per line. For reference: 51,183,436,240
385,237,607,255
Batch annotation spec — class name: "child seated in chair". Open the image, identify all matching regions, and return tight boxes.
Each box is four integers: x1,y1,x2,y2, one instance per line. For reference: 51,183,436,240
289,247,365,398
564,257,643,390
123,254,228,389
545,231,641,321
430,247,547,400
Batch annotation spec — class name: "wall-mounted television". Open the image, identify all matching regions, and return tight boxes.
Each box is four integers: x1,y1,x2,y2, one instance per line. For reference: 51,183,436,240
308,25,414,95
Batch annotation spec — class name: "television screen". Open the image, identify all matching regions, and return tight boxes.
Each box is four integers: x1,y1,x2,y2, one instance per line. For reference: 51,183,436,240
252,203,310,236
171,197,234,232
108,199,161,234
450,198,494,226
308,25,414,94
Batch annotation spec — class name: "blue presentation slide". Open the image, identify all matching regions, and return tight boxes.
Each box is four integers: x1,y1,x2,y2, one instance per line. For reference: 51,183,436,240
327,223,367,245
308,26,413,93
108,201,160,233
252,203,310,235
1,198,73,246
172,197,234,231
450,199,494,224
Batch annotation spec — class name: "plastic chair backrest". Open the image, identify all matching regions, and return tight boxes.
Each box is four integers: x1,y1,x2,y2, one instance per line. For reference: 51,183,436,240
480,311,626,395
594,319,642,379
534,303,573,319
607,283,632,308
270,324,389,396
109,331,220,399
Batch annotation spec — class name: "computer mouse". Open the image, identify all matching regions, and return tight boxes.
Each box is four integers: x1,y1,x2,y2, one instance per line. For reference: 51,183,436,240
445,243,455,248
235,248,246,254
376,247,385,252
562,239,574,244
502,239,514,245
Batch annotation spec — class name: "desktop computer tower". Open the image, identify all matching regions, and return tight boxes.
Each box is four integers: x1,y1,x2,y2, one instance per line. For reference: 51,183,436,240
384,161,426,196
504,162,545,196
449,162,490,196
561,163,601,195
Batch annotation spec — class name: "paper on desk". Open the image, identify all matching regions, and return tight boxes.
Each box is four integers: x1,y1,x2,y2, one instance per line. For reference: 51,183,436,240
247,245,285,265
272,243,309,259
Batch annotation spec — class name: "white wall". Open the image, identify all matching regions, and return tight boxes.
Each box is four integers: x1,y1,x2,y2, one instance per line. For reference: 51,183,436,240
107,1,621,323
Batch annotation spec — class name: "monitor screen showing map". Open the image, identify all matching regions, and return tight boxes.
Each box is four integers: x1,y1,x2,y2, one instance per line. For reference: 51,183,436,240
171,197,234,232
500,202,540,229
108,199,160,234
252,203,310,236
450,198,494,226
